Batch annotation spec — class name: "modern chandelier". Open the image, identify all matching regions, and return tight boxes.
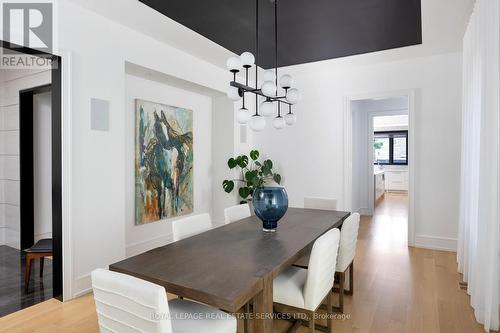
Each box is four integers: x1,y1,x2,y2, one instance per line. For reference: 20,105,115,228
226,0,301,131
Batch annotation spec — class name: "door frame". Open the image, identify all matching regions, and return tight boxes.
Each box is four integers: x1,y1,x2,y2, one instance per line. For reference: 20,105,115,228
343,89,416,247
19,83,52,250
367,109,409,214
1,40,63,300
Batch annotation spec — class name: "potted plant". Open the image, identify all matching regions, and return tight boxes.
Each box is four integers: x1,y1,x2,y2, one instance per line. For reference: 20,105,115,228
222,150,288,232
374,141,384,166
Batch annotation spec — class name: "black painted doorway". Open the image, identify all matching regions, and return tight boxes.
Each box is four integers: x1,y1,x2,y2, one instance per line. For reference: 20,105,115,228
2,40,63,302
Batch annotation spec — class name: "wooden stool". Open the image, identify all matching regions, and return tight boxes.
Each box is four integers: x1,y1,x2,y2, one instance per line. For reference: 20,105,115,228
24,238,52,293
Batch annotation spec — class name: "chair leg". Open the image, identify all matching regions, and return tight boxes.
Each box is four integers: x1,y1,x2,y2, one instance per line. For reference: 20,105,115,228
338,272,345,313
327,291,333,333
24,254,32,292
40,257,45,277
309,311,315,333
348,261,354,295
244,302,250,333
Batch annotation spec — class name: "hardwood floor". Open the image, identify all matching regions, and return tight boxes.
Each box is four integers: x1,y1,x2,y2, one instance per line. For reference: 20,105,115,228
0,193,494,333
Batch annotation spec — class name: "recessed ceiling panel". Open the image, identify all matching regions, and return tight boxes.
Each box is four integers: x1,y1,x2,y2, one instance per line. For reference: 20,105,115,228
139,0,422,69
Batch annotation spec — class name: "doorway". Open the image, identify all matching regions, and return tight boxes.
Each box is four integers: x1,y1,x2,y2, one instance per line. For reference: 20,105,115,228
344,91,415,246
0,41,62,316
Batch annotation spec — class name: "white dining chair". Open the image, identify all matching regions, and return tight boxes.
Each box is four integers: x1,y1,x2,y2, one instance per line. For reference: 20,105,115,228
293,197,338,268
304,197,337,211
224,204,251,224
335,212,360,313
91,268,237,333
273,228,341,332
172,213,212,241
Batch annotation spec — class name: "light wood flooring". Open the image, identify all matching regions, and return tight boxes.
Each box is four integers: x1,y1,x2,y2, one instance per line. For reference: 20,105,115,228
0,193,494,333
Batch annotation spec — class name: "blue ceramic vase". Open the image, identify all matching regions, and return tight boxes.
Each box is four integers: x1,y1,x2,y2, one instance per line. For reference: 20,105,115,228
252,186,289,232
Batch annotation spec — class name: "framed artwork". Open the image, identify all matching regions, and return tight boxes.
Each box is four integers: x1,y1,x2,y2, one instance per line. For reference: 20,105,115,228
135,99,193,225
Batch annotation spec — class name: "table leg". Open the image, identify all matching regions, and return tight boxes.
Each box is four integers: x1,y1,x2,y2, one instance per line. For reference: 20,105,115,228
254,275,273,333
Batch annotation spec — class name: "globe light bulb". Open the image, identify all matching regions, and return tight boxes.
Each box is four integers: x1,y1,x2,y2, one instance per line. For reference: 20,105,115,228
263,70,276,82
226,86,241,101
237,107,250,124
286,88,300,104
273,116,286,129
261,81,277,97
260,100,275,117
240,52,255,67
279,74,293,88
226,57,241,72
249,114,266,132
284,112,297,125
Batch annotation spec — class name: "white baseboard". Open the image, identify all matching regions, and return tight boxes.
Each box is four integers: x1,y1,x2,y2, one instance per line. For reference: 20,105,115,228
1,227,20,249
357,207,372,216
73,286,92,299
125,232,174,258
73,273,92,299
414,235,457,252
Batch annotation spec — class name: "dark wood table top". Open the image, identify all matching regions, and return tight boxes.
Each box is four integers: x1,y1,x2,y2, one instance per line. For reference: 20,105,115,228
110,208,350,312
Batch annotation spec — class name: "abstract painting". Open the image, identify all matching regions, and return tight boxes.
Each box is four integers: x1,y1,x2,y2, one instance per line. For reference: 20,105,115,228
135,99,194,225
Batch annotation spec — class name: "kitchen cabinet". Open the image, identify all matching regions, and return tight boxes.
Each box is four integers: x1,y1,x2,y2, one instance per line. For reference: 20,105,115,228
385,170,408,191
374,171,385,202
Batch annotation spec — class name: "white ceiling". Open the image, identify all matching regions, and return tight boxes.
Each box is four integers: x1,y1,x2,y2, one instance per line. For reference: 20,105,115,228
67,0,474,70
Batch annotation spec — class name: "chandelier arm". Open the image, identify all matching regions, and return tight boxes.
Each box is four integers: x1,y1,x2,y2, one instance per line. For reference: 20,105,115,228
254,0,259,116
231,81,292,105
275,0,278,97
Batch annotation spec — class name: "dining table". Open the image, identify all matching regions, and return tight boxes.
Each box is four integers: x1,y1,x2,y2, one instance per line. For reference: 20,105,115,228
109,207,350,333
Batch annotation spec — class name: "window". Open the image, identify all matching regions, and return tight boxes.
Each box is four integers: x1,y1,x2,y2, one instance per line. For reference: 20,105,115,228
374,131,408,165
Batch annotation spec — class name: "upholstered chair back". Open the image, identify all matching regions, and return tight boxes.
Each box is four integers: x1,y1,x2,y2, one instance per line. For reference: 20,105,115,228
91,268,172,333
172,213,212,241
304,197,337,211
224,204,251,224
303,228,341,311
336,213,360,272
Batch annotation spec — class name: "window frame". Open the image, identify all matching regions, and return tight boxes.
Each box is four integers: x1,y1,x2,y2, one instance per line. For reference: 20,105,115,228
374,130,408,165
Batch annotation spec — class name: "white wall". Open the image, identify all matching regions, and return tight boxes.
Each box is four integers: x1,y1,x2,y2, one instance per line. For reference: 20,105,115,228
211,95,256,224
33,92,53,242
33,92,52,242
0,67,51,249
52,1,234,298
211,96,238,224
253,52,462,251
351,103,370,214
124,74,213,257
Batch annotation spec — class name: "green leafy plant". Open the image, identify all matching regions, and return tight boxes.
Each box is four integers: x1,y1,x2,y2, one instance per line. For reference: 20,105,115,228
374,141,384,164
222,149,282,203
373,141,384,150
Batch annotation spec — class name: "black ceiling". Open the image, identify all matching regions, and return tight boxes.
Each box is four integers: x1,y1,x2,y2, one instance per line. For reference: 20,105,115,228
139,0,422,69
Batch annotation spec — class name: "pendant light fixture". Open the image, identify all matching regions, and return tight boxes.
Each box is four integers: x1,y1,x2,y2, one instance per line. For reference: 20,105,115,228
226,0,300,131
